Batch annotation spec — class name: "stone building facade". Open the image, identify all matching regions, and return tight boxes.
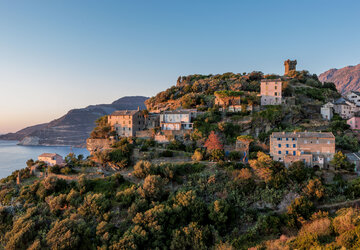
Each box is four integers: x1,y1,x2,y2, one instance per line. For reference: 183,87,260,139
160,110,197,131
270,131,335,168
260,79,282,105
284,59,297,75
321,102,333,120
346,91,360,107
38,153,64,166
108,110,146,137
214,93,242,112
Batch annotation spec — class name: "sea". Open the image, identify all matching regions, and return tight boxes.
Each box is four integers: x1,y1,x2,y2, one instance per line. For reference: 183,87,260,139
0,140,89,179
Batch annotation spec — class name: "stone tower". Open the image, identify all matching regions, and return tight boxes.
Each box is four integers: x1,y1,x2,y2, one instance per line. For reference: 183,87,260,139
16,171,21,185
284,59,297,75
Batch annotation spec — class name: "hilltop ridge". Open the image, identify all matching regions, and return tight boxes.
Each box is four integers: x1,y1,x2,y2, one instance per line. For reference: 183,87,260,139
0,96,148,147
319,64,360,94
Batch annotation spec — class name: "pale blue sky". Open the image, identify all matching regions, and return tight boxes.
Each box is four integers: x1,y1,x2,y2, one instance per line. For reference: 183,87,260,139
1,0,360,133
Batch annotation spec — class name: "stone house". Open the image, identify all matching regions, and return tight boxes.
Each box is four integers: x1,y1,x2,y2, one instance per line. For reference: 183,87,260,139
321,102,333,120
322,98,360,120
260,79,282,105
214,92,242,112
347,112,360,130
269,131,335,168
38,153,64,166
333,98,359,119
346,91,360,107
108,109,146,137
160,109,198,131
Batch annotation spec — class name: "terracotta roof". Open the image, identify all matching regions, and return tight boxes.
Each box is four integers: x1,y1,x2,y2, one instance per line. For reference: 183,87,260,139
271,132,335,139
161,109,196,115
261,79,282,82
39,153,61,158
110,110,139,116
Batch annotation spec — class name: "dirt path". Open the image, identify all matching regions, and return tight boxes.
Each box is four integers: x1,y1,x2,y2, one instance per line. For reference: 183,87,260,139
317,198,360,210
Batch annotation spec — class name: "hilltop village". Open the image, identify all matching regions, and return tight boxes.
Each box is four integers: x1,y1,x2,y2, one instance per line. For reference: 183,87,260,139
86,59,358,172
4,61,360,249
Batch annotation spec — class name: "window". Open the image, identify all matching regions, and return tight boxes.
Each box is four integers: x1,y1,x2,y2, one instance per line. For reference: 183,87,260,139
286,151,289,155
286,138,289,141
277,138,281,141
304,140,307,144
286,144,289,148
293,144,296,148
316,140,319,144
293,151,296,156
278,151,281,154
327,140,330,144
278,144,281,147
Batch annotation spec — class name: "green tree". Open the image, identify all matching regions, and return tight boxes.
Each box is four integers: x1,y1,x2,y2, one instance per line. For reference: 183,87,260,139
46,218,81,249
133,160,153,178
331,151,354,171
287,196,315,228
138,175,165,201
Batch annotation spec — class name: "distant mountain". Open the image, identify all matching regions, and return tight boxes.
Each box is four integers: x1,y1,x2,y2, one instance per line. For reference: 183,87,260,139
319,64,360,94
0,96,148,147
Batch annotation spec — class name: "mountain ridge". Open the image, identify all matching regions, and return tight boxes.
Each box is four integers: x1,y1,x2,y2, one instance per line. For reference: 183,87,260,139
0,96,148,147
319,64,360,94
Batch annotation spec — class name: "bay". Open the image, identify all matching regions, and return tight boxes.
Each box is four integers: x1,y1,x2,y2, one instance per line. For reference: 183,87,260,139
0,140,89,179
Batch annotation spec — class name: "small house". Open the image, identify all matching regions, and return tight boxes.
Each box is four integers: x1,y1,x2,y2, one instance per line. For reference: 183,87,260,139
38,153,64,166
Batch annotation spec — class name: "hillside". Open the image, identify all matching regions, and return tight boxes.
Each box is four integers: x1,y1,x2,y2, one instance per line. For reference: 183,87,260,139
319,64,360,94
0,96,148,147
2,70,360,250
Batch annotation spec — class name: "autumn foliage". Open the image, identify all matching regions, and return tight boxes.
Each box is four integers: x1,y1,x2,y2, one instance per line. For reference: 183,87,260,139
204,131,223,151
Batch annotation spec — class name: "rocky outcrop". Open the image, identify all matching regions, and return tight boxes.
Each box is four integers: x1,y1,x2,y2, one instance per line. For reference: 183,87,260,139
0,96,148,147
19,136,40,146
319,64,360,94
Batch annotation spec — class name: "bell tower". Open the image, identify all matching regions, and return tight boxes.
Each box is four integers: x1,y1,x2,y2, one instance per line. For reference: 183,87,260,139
284,59,297,75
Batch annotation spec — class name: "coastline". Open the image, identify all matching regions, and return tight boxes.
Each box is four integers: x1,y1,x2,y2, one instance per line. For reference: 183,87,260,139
0,140,89,179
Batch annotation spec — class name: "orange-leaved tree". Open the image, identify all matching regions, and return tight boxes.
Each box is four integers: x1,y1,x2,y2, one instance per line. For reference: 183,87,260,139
204,131,223,151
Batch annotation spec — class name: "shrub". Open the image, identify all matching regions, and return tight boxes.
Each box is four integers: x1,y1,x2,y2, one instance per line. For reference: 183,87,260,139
210,149,225,162
228,151,242,161
60,167,72,175
192,148,205,161
48,165,61,174
167,140,186,151
133,161,153,178
160,150,174,157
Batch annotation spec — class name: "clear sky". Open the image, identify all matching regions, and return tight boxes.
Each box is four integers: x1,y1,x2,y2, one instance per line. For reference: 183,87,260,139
1,0,360,134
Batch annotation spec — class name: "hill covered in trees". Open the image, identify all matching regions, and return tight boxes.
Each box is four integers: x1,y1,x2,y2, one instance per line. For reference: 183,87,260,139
2,69,360,249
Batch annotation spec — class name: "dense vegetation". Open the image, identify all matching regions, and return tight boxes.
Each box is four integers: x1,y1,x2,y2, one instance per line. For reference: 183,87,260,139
2,70,360,249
